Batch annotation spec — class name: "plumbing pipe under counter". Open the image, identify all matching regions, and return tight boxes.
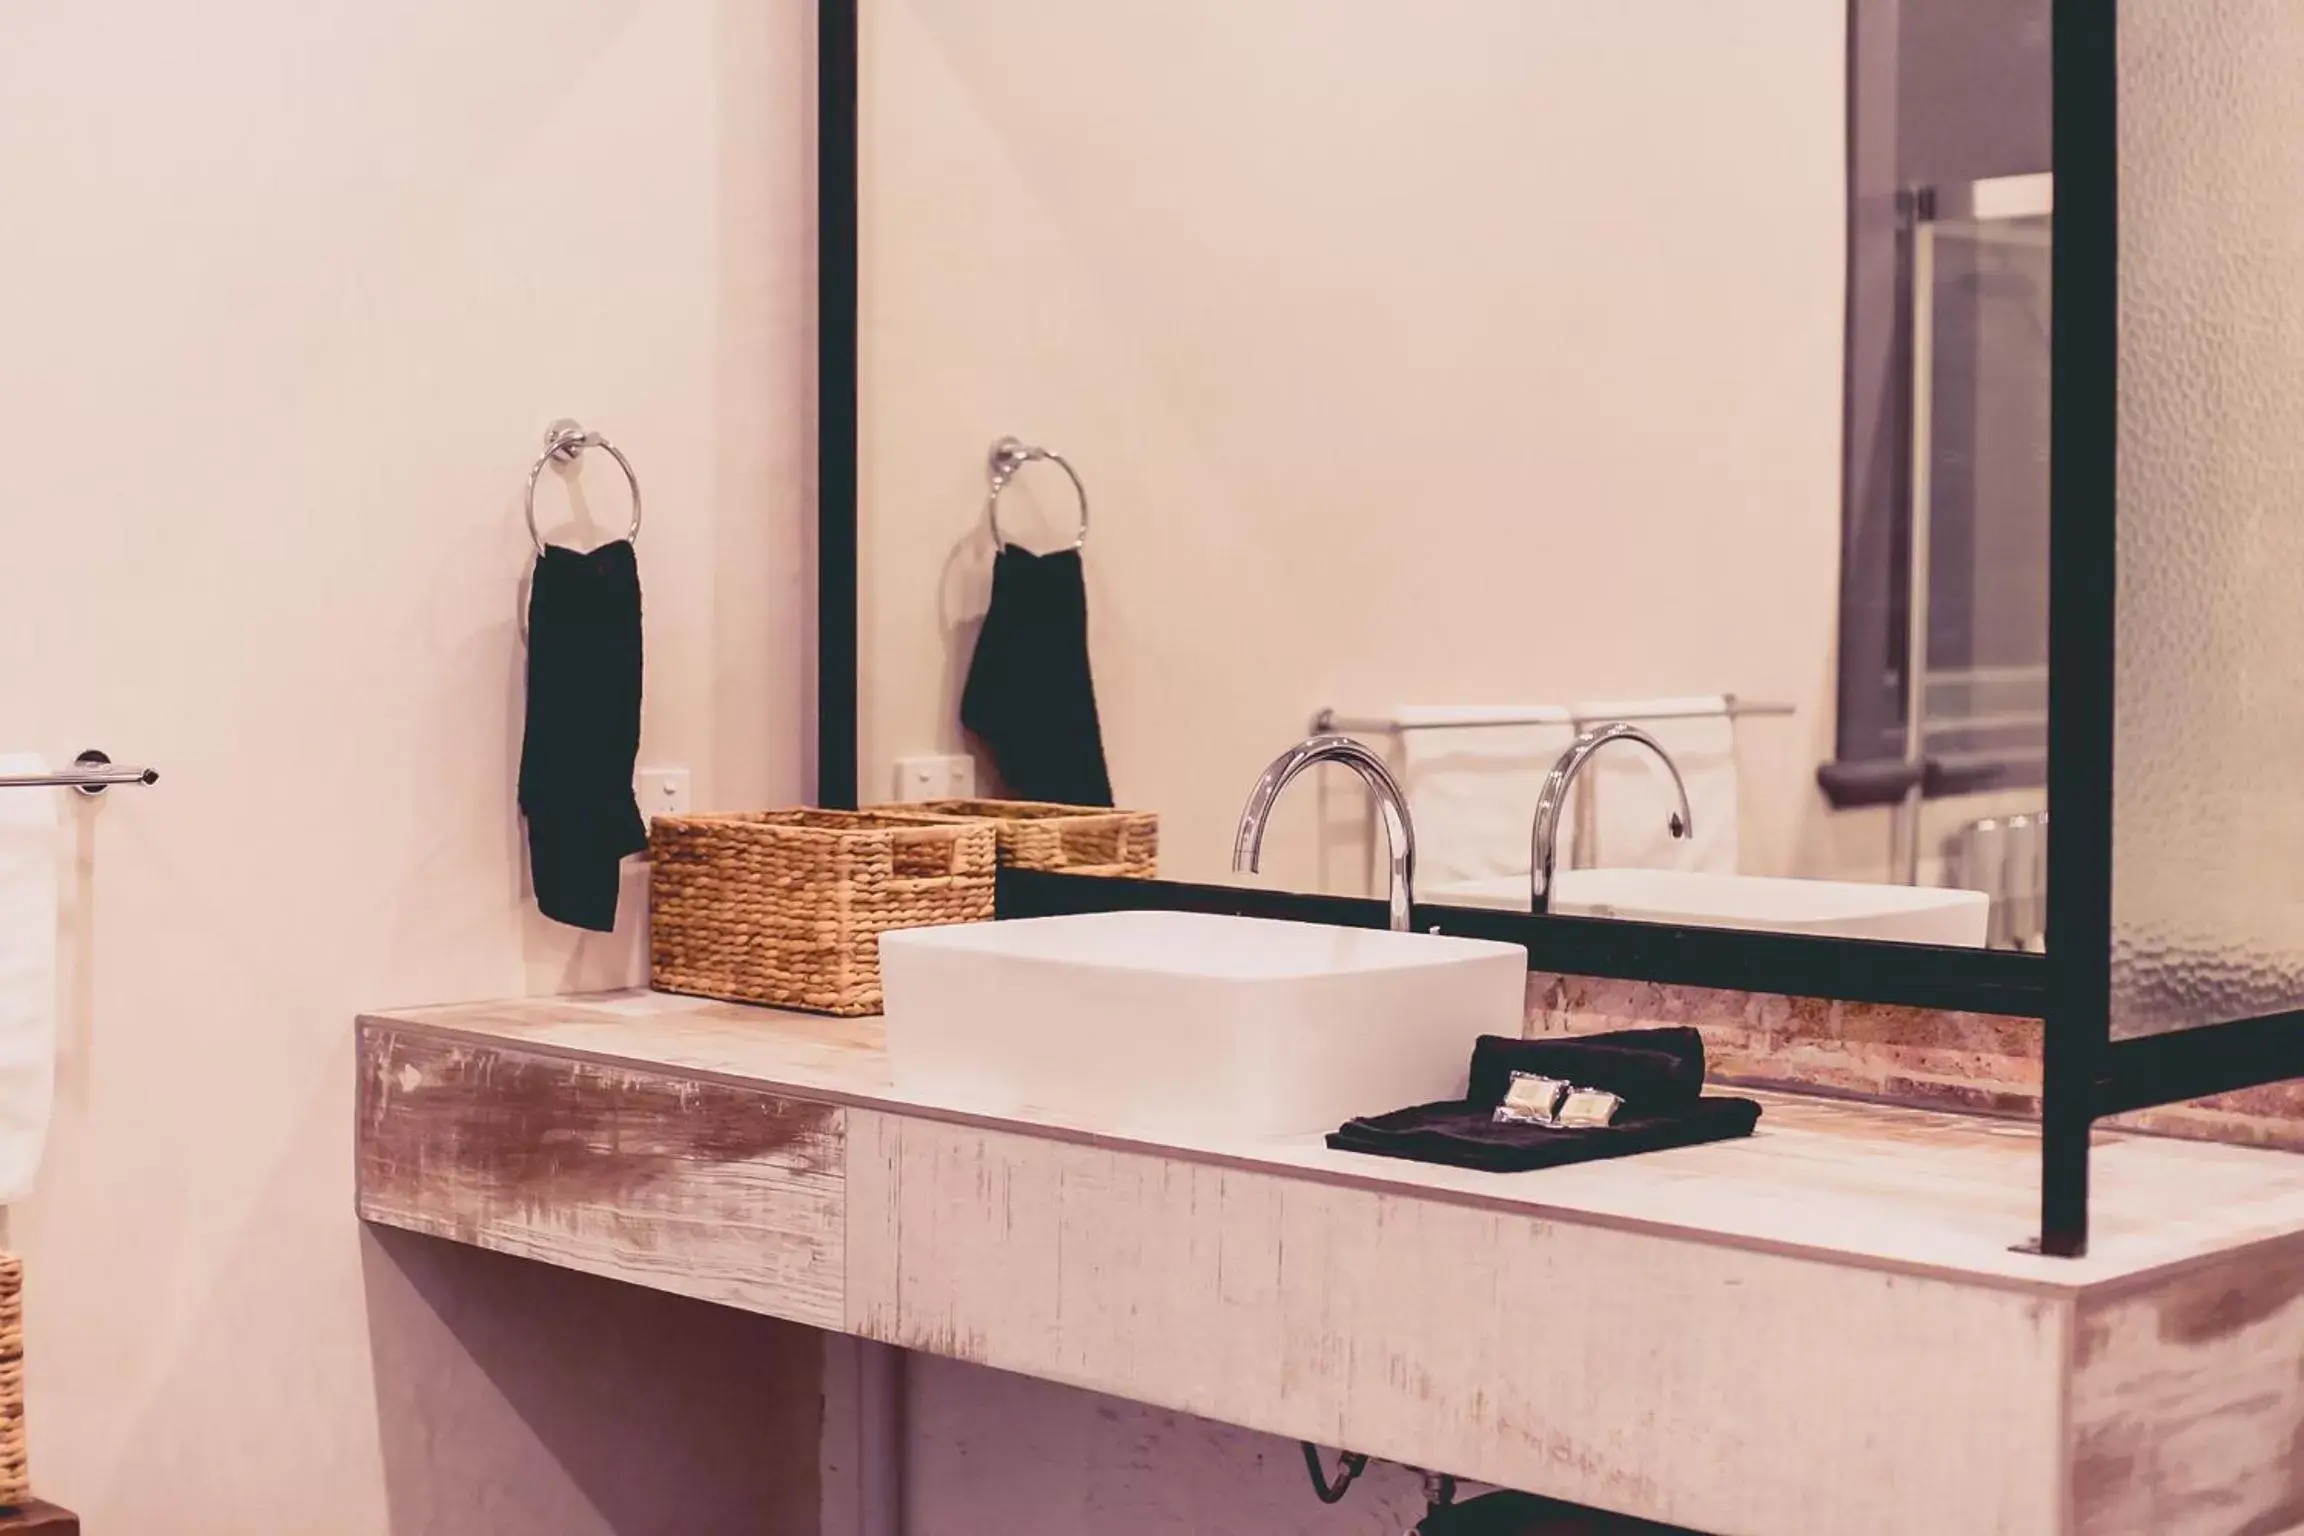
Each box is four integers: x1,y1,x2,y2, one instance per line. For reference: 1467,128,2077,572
356,990,2304,1536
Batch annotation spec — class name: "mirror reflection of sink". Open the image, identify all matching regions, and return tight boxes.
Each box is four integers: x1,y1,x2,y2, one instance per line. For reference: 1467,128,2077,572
879,910,1528,1140
1427,869,1992,948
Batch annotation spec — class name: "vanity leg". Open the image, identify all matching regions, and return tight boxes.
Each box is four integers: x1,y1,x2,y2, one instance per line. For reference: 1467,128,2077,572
2036,1094,2091,1258
821,1336,906,1536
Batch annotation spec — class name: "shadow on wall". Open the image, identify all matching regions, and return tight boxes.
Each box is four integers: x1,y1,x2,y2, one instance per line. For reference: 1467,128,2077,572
362,1227,821,1535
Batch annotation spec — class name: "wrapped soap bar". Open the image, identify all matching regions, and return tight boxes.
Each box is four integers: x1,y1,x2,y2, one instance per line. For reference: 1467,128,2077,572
1556,1087,1623,1128
1492,1071,1571,1125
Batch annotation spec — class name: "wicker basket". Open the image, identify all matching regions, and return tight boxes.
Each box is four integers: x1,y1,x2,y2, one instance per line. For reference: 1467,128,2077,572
649,809,997,1016
889,799,1158,879
0,1254,27,1508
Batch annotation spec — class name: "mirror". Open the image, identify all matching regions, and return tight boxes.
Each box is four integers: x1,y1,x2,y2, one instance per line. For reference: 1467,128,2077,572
854,1,2051,949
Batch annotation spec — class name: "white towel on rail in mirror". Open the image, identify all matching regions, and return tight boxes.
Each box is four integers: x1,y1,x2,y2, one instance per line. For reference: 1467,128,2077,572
1567,697,1740,874
1394,705,1578,889
0,754,57,1204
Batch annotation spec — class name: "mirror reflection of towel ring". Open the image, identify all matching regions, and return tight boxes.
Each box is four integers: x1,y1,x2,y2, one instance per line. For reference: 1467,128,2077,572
986,436,1088,552
525,418,644,557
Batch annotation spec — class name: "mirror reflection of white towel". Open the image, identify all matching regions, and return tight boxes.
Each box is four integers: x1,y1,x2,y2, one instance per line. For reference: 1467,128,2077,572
1569,698,1740,874
0,755,56,1205
1396,706,1579,888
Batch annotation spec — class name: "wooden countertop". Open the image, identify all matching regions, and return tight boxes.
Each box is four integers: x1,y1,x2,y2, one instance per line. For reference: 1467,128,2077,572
366,988,2304,1296
357,989,2304,1535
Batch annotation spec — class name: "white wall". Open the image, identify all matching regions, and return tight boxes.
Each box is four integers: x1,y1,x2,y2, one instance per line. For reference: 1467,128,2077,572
859,0,1857,892
0,4,821,1530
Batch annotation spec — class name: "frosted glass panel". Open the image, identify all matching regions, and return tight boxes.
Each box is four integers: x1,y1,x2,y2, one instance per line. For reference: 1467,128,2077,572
2113,0,2304,1037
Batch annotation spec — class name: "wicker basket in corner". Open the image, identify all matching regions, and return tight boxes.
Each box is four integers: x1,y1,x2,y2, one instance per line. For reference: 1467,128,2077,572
649,809,998,1016
0,1254,28,1508
892,799,1158,880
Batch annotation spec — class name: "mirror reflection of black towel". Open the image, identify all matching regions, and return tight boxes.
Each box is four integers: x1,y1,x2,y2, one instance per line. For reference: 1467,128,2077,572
519,540,648,932
960,545,1114,806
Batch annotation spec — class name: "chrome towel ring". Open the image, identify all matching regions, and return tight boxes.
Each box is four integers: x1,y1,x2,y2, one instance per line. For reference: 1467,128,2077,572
986,436,1088,552
524,417,643,556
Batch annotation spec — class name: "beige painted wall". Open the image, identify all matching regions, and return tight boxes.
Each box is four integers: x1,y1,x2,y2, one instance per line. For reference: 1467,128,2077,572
0,4,821,1530
860,0,1871,892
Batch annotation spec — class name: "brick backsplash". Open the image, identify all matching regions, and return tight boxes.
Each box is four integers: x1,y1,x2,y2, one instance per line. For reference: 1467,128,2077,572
1523,971,2304,1153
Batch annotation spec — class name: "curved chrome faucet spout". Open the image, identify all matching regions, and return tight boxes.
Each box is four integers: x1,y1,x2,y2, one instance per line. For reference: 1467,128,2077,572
1529,723,1695,914
1234,734,1417,932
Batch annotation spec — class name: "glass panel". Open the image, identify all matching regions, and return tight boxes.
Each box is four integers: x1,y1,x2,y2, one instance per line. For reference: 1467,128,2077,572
1922,208,2051,778
1897,188,2053,950
2113,0,2304,1037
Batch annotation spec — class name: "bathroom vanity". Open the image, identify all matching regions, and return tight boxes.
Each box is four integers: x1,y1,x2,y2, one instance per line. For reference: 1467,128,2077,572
357,5,2304,1531
356,989,2304,1536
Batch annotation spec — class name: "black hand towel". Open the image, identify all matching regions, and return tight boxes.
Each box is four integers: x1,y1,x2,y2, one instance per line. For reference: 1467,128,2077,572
959,545,1113,806
1329,1026,1762,1174
519,539,647,932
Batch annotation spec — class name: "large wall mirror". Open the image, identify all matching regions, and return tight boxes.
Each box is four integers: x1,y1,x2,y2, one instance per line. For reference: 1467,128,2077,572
842,0,2053,960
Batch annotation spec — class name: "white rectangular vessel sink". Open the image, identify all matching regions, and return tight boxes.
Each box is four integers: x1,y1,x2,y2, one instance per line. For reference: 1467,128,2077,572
1425,869,1991,948
879,910,1528,1140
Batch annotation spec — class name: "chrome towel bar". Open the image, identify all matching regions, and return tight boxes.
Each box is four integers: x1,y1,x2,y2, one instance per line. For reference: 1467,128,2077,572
1313,697,1796,734
0,750,160,796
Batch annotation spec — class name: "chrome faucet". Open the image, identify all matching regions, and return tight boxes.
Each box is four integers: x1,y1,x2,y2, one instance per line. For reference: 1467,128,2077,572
1233,734,1417,932
1530,723,1695,914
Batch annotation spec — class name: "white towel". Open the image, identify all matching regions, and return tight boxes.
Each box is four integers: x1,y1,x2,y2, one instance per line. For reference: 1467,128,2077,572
1394,706,1578,888
0,756,57,1204
1568,697,1740,874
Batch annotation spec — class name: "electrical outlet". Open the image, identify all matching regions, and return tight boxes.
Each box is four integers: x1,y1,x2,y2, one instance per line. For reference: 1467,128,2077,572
636,765,693,821
893,755,973,802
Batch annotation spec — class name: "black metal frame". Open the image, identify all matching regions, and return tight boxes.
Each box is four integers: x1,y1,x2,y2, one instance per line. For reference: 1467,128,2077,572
815,0,2303,1258
2032,0,2304,1256
2036,0,2114,1258
998,870,2047,1019
817,0,860,810
808,0,2046,1015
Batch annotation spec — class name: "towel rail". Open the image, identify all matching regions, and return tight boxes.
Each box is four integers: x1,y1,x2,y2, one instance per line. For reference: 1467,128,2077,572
1312,698,1796,735
0,750,159,795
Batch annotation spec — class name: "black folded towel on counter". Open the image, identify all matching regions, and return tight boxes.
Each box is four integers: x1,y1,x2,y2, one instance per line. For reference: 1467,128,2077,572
959,544,1114,806
1328,1026,1761,1174
519,539,648,932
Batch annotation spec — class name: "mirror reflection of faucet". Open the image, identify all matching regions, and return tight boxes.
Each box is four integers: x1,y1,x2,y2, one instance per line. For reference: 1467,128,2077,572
1227,723,1691,936
1233,734,1418,932
1419,720,1988,944
1529,723,1695,915
1231,723,1991,946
